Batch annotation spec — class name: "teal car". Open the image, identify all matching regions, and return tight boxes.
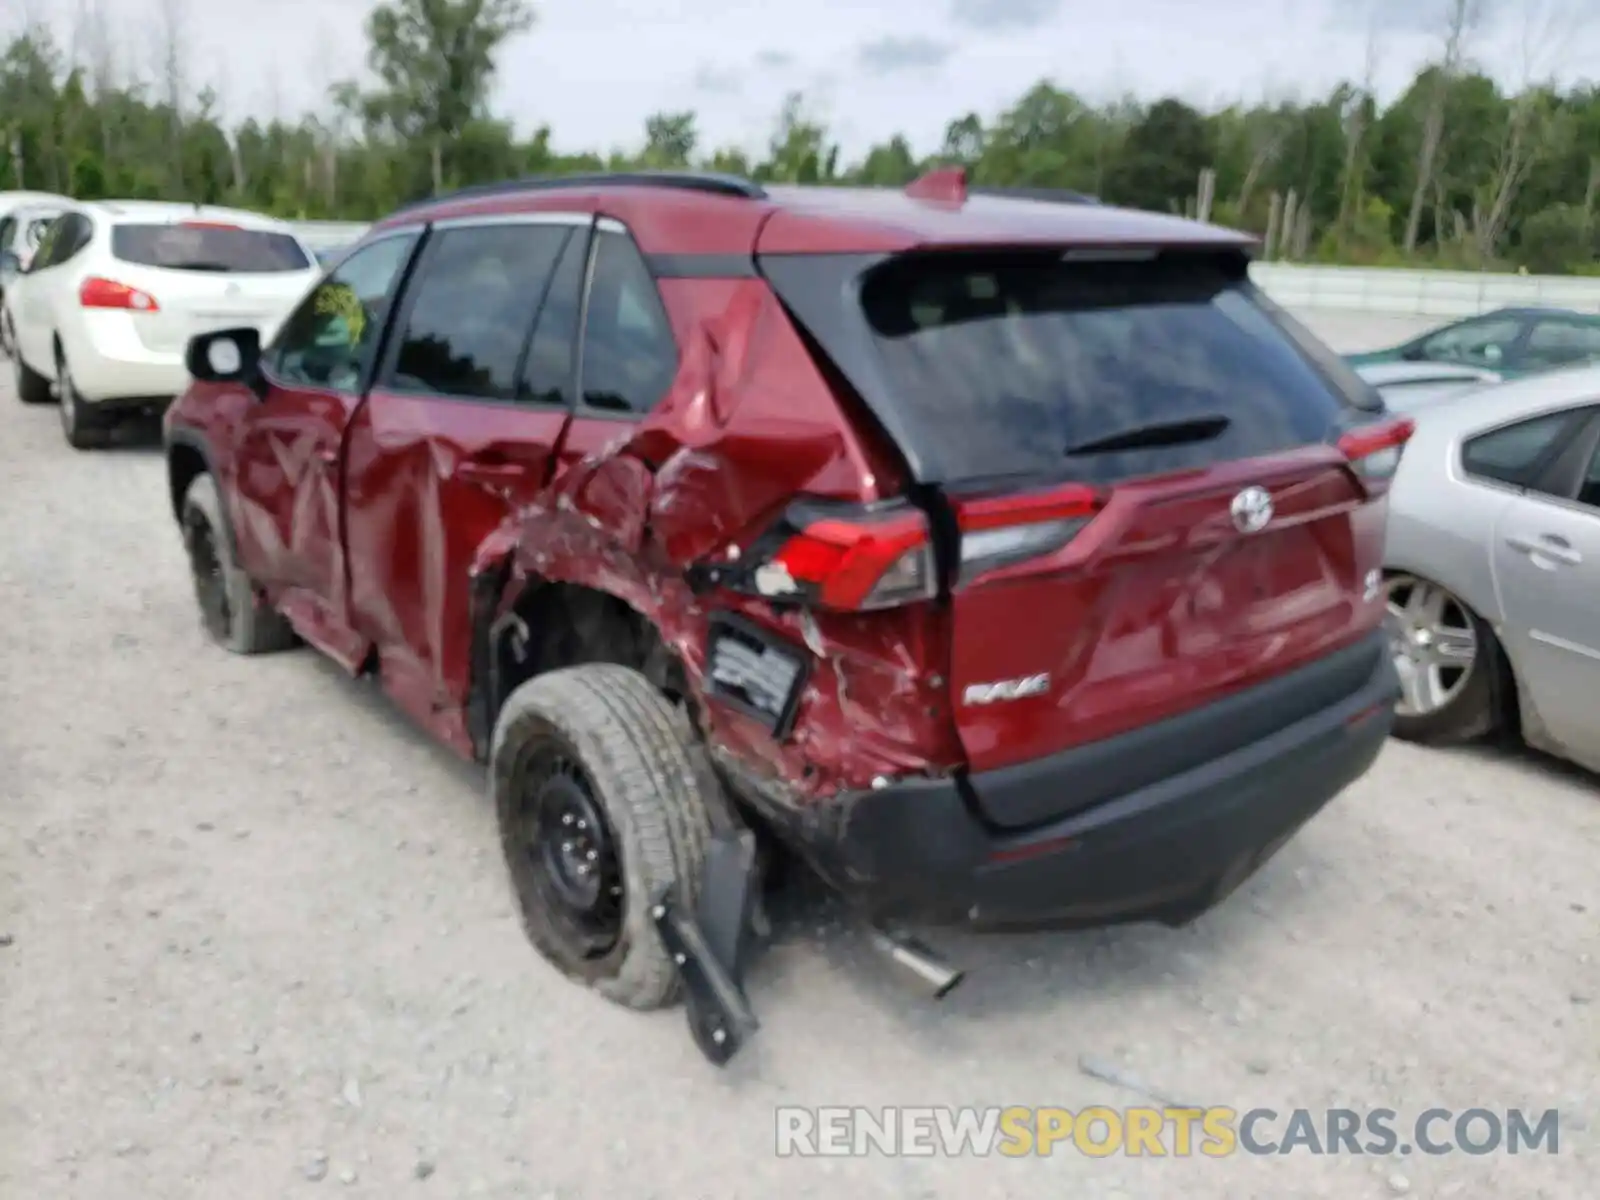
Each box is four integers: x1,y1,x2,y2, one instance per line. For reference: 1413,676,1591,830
1344,307,1600,379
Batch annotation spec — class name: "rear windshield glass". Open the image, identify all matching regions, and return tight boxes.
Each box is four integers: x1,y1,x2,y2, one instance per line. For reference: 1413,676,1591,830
855,252,1371,484
111,223,311,273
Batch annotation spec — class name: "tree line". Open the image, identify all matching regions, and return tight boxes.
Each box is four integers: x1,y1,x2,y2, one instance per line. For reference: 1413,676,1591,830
3,0,1597,274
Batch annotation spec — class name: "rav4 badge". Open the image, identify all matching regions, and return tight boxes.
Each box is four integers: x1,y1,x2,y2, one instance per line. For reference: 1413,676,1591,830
962,673,1052,705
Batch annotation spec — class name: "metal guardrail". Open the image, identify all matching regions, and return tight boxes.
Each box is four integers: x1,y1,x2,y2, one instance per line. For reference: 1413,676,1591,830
283,220,1600,320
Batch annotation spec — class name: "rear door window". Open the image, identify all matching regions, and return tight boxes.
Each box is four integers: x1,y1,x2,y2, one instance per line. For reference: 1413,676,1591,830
1460,411,1586,489
111,223,311,273
1420,315,1524,368
386,222,572,403
853,251,1358,484
1523,319,1600,371
30,214,88,270
519,227,590,408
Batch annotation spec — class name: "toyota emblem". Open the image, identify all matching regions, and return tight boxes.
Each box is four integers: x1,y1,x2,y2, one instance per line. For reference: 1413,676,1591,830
1230,486,1274,534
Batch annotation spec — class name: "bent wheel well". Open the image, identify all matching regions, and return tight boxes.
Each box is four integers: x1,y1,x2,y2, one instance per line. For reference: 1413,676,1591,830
477,581,689,752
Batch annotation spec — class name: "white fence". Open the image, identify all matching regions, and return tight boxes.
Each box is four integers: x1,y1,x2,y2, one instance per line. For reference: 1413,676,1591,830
283,220,1600,320
292,220,370,253
1249,262,1600,318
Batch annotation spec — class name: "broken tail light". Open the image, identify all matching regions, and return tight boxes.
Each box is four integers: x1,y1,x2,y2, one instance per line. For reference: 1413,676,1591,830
1338,417,1415,483
733,483,1106,610
753,505,935,611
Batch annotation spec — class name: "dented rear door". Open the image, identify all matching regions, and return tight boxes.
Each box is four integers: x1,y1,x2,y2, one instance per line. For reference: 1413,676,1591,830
343,215,592,711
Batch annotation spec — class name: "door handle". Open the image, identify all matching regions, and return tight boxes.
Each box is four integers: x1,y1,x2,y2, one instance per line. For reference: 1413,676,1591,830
458,460,524,486
1504,532,1582,566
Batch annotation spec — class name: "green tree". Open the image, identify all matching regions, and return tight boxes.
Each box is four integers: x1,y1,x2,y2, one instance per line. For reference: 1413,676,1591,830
756,93,838,184
1104,99,1213,214
852,135,918,186
640,111,697,169
346,0,534,196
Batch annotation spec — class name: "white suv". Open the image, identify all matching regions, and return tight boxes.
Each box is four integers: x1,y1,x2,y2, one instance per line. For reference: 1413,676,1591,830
6,200,321,448
0,200,68,356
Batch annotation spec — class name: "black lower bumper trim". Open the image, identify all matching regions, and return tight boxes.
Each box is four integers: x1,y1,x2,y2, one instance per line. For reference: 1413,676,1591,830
795,631,1398,930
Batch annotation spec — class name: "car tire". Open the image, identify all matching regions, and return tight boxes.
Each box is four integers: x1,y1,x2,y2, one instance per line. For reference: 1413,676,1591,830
13,346,51,404
1386,573,1510,746
55,347,109,449
179,472,299,655
491,663,711,1011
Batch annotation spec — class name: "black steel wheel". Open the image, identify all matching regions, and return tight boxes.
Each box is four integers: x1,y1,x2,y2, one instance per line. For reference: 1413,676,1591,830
490,664,713,1010
509,741,626,959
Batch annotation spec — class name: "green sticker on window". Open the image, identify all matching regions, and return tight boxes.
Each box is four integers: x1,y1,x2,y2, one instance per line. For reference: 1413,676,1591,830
315,282,364,346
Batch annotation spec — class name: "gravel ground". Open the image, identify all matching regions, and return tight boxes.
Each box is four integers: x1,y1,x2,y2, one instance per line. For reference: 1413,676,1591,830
1,311,1595,1200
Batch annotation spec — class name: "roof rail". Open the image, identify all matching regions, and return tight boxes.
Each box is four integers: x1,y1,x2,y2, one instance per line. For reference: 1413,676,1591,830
969,185,1101,206
393,170,767,215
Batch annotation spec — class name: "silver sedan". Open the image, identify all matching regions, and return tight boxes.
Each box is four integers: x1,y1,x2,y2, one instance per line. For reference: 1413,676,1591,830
1383,363,1600,774
1354,360,1501,415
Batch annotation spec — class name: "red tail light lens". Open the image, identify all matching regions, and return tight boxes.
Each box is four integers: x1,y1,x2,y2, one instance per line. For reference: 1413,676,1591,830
1338,417,1415,482
79,277,159,312
762,512,935,610
734,484,1108,610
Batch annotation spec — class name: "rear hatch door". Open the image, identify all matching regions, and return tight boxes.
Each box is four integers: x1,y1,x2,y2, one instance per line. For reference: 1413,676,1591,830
764,246,1388,828
107,219,319,351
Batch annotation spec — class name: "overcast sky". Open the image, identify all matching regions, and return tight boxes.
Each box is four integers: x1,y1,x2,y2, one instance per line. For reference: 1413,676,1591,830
27,0,1600,160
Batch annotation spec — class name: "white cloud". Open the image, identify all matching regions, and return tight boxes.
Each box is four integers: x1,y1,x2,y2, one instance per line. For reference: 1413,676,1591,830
22,0,1600,162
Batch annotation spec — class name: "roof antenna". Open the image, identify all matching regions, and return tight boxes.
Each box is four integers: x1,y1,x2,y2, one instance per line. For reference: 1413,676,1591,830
905,166,967,205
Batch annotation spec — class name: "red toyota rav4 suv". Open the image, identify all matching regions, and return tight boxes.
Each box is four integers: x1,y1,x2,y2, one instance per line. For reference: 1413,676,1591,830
163,170,1406,1063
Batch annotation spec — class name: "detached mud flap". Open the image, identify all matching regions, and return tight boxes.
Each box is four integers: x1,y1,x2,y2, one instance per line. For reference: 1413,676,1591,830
651,828,762,1065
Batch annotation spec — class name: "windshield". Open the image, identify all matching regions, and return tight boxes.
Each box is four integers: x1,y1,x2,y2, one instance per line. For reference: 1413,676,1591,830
852,250,1368,483
112,223,311,273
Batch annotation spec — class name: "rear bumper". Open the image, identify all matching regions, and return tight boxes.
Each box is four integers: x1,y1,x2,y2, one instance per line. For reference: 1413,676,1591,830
790,630,1398,930
66,312,187,403
70,353,186,406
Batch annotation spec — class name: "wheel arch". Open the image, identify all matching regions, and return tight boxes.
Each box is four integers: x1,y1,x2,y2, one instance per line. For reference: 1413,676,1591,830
468,563,693,763
165,430,242,560
1383,563,1524,740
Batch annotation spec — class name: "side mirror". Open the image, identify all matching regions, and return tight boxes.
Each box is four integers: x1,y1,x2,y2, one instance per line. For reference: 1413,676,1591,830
186,326,262,386
0,250,21,280
1400,344,1427,362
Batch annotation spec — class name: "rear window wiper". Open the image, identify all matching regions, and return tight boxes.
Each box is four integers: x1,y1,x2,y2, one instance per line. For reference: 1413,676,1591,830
1064,414,1231,456
163,261,235,272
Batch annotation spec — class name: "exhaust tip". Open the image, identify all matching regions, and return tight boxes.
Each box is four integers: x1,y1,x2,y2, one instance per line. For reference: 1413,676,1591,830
869,928,965,999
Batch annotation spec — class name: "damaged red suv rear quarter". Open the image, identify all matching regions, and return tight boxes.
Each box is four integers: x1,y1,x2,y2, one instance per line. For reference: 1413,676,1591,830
163,173,1404,937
